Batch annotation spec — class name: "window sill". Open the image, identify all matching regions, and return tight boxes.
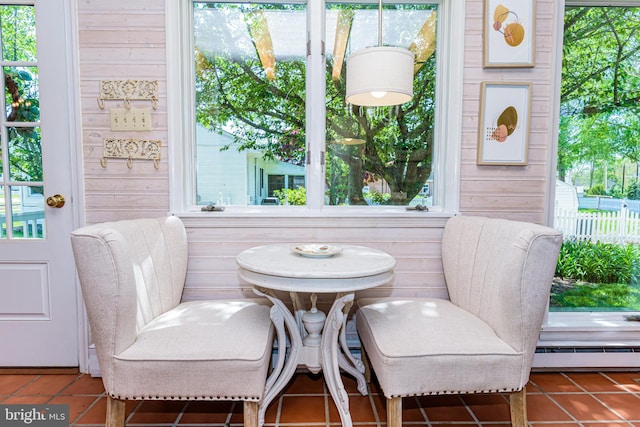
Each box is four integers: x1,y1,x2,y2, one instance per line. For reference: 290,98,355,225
173,206,455,219
540,311,640,346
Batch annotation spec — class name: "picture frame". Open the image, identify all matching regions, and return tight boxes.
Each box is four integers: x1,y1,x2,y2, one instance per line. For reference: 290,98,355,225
483,0,536,68
477,82,531,166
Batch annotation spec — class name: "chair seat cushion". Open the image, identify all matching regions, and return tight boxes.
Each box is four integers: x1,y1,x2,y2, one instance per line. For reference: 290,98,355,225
356,297,525,398
108,299,274,401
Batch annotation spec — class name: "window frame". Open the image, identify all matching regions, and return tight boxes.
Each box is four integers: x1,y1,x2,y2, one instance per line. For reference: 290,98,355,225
166,0,463,215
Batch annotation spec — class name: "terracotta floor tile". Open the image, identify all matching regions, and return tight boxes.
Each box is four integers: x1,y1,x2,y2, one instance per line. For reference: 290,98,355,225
566,373,625,392
178,401,237,424
529,373,582,392
530,423,581,427
526,394,573,422
526,381,542,393
126,400,185,424
16,374,79,396
551,393,623,421
368,395,427,423
341,375,363,394
264,396,280,424
2,371,640,426
605,372,640,393
593,393,640,421
0,375,38,394
420,395,475,422
328,394,377,423
282,373,325,395
71,396,107,425
431,424,479,427
369,392,386,421
1,395,51,404
48,395,101,424
278,395,326,423
393,396,428,422
581,423,636,427
462,394,511,422
60,375,105,395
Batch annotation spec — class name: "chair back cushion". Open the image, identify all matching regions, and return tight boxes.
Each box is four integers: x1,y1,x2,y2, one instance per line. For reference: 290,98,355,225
442,215,562,353
71,216,188,360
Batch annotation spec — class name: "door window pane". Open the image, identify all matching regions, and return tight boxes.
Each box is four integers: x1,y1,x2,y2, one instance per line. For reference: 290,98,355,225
4,66,40,123
9,185,44,239
0,5,37,62
8,126,41,182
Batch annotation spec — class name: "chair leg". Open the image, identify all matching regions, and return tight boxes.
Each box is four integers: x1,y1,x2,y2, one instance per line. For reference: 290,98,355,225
509,389,527,427
106,395,125,427
244,401,259,427
387,396,402,427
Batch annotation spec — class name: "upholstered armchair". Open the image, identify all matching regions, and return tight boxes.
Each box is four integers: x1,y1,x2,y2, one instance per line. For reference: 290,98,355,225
71,216,274,427
356,215,562,427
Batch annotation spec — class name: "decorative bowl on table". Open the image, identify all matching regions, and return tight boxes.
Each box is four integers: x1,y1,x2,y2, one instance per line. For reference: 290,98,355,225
291,244,342,258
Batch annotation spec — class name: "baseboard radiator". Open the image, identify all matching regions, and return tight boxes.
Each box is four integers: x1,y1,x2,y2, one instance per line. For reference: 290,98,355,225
533,346,640,370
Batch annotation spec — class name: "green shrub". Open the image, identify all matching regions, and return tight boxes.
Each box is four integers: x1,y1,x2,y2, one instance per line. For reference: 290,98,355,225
364,190,390,205
555,239,640,285
273,187,306,205
627,181,640,200
586,184,606,196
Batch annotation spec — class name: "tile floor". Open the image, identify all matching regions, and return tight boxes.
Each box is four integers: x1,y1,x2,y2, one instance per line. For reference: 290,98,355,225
1,370,639,426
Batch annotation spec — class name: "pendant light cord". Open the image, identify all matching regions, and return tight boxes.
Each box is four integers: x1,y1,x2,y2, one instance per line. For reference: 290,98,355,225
377,0,383,47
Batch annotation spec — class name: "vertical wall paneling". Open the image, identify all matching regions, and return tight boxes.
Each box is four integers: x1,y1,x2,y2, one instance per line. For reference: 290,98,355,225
77,0,169,223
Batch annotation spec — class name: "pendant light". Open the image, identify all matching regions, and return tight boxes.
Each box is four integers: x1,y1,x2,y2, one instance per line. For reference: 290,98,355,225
345,0,414,107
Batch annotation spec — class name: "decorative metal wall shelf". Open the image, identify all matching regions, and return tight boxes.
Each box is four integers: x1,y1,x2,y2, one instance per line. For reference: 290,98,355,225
97,80,159,110
100,138,161,169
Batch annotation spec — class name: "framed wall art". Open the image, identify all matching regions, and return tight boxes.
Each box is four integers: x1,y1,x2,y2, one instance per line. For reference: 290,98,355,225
477,81,531,166
483,0,536,68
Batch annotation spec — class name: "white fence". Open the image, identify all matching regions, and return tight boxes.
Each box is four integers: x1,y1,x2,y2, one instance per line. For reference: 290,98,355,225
554,207,640,244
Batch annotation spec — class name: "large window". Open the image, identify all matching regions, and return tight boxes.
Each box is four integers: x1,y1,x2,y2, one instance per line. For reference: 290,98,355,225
173,0,459,211
552,3,640,313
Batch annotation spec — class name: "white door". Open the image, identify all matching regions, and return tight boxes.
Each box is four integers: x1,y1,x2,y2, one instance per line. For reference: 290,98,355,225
0,0,79,366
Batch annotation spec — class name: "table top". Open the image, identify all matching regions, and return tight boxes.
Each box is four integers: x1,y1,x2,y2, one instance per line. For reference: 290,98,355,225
236,244,396,293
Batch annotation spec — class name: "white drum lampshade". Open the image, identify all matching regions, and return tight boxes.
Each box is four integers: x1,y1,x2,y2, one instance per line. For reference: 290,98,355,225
345,46,414,107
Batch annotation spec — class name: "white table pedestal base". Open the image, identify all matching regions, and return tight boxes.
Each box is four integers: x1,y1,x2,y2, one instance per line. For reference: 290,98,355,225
253,288,367,427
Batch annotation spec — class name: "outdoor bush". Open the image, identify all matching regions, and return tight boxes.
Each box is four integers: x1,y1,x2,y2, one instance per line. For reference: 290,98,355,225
273,187,306,205
627,181,640,200
364,190,391,205
586,184,607,196
555,239,640,285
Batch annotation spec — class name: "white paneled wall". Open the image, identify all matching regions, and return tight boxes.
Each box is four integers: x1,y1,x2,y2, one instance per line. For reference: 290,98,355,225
180,214,450,307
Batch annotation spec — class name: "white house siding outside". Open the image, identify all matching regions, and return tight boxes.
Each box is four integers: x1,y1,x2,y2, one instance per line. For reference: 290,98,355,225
196,125,305,206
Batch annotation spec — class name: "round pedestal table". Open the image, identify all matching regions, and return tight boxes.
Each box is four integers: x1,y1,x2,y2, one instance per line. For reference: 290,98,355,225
236,244,395,427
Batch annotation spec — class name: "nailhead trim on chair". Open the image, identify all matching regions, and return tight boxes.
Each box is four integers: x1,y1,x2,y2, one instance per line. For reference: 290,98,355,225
108,393,261,401
389,387,521,398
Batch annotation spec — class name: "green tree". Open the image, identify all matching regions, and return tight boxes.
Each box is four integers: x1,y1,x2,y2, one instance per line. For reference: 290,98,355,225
559,7,640,186
627,181,640,200
194,4,437,205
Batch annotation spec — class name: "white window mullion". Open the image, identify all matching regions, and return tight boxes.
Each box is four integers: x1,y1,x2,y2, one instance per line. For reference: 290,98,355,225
306,0,326,210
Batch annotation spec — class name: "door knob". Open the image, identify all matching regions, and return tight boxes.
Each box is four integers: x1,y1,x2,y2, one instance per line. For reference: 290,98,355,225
46,194,66,208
